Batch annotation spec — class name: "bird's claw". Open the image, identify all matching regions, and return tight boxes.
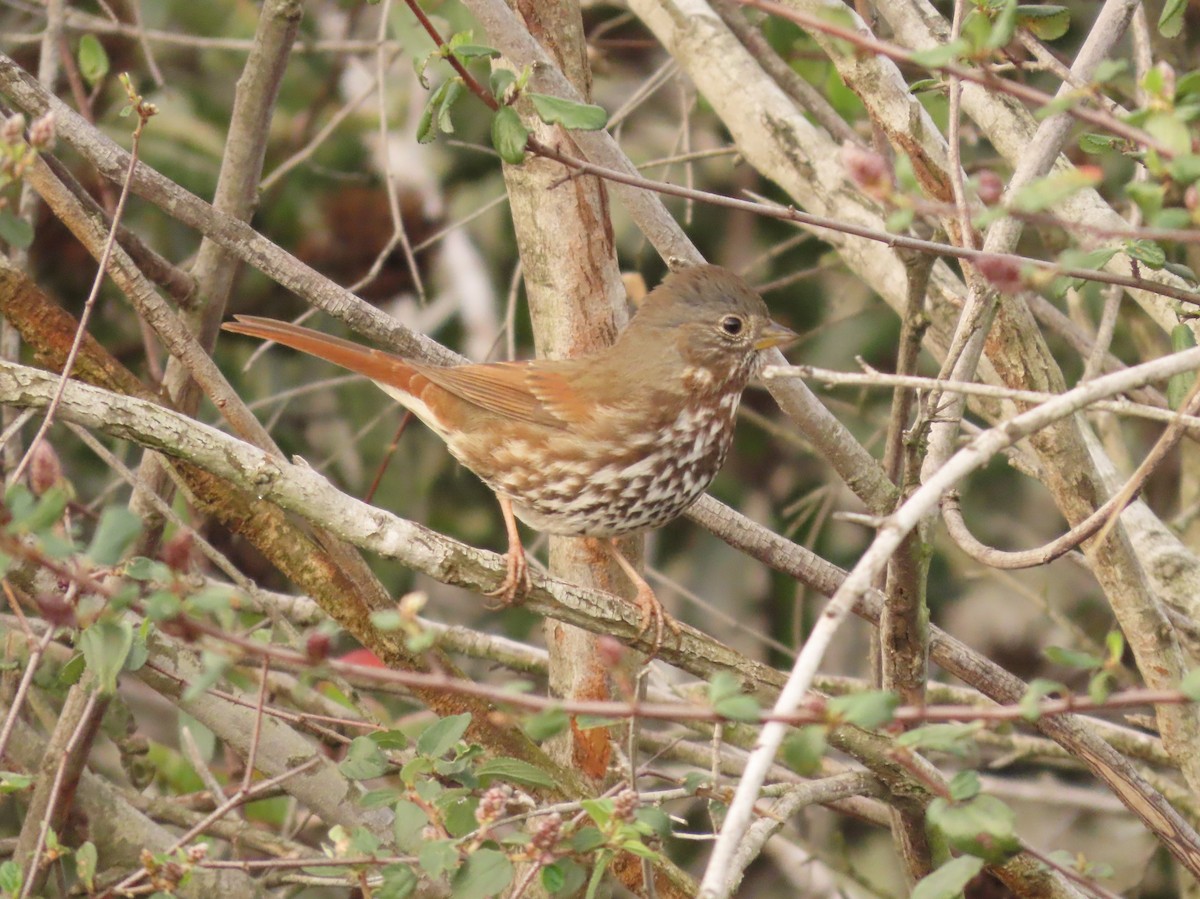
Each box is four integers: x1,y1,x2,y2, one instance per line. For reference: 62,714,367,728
484,545,531,608
631,583,682,658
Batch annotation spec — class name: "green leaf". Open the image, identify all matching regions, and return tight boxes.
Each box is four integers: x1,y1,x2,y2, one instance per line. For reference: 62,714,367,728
1146,112,1193,156
340,735,391,780
827,691,900,729
543,859,585,895
182,651,229,702
1168,324,1198,410
370,609,404,632
911,856,986,899
781,725,828,776
476,756,556,789
418,839,459,880
571,826,606,854
707,671,742,704
581,798,614,829
392,800,430,850
0,860,23,896
584,849,611,899
11,484,71,536
1159,0,1186,37
1093,59,1129,83
417,713,472,758
1126,182,1166,219
575,715,622,731
1181,668,1200,701
1088,670,1115,705
714,695,761,723
1016,5,1070,40
450,848,513,899
74,842,97,891
452,45,501,60
489,69,517,104
948,770,981,801
417,80,453,145
542,864,565,893
1125,239,1167,269
1010,168,1101,212
635,806,673,840
491,106,528,164
1168,153,1200,185
0,211,34,250
79,618,134,695
443,795,481,837
1019,678,1067,721
896,722,983,757
1164,261,1199,284
908,78,943,94
985,0,1017,49
525,706,569,741
927,794,1021,863
377,864,418,899
1078,132,1121,154
0,771,33,793
77,35,110,86
528,93,608,131
1043,645,1102,669
86,507,143,565
908,39,969,69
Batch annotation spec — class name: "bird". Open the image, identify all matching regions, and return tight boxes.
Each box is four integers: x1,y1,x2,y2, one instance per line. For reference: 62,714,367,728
223,264,796,648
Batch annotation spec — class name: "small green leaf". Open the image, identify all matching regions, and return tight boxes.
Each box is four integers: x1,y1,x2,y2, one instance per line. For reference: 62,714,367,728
1019,677,1068,720
827,691,900,730
418,839,459,880
0,771,33,793
1145,112,1193,156
417,80,454,145
543,859,585,895
370,609,404,632
542,864,565,893
1168,153,1200,185
896,722,983,757
77,35,110,87
1168,324,1197,409
714,694,761,723
1165,261,1199,284
1093,59,1129,83
378,864,418,899
1125,239,1167,269
781,725,828,776
985,0,1017,49
571,826,606,853
443,795,481,837
581,798,614,829
0,211,34,250
1088,670,1115,705
1126,182,1166,219
452,45,501,60
74,842,97,891
525,706,568,740
1016,5,1070,40
575,715,622,730
1044,645,1102,669
1159,0,1186,37
476,756,556,789
911,856,985,899
908,39,970,69
1010,168,1101,212
489,69,517,103
948,770,981,801
79,618,134,695
635,806,673,840
528,93,607,131
927,794,1021,863
886,208,916,232
0,860,23,896
340,735,391,780
86,507,143,565
491,106,528,164
392,800,430,850
417,713,472,757
1078,132,1121,154
450,848,513,899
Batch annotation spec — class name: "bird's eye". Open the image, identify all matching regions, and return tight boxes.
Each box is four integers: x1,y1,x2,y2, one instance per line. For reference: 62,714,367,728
720,315,744,336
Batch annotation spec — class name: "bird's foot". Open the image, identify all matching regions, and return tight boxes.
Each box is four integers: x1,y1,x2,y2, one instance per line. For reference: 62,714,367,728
631,581,683,658
484,543,531,608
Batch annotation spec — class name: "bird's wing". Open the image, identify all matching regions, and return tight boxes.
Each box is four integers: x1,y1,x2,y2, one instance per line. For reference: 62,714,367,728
413,361,591,429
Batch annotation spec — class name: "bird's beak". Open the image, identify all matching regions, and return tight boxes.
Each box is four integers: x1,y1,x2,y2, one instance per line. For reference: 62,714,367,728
754,321,799,351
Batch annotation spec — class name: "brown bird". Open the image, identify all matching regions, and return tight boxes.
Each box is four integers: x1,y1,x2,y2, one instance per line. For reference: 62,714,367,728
223,265,796,646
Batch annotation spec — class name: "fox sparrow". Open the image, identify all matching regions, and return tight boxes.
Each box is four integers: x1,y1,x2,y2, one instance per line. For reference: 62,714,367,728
224,264,796,646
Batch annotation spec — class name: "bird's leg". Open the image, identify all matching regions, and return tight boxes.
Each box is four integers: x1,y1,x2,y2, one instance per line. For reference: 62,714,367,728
484,494,531,605
608,539,682,654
